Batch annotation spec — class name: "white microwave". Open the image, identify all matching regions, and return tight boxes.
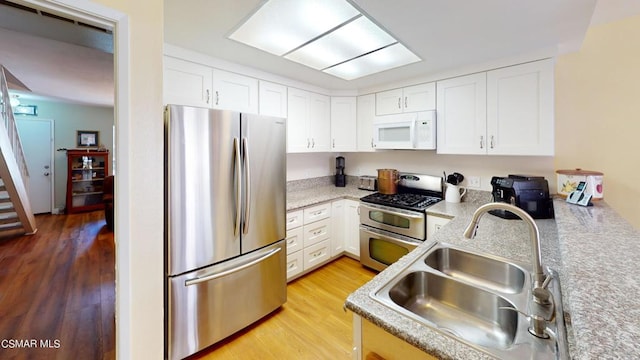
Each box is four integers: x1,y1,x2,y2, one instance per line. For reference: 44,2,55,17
372,111,436,150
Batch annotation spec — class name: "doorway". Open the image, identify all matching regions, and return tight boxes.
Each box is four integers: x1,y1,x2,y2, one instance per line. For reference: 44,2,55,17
16,118,53,214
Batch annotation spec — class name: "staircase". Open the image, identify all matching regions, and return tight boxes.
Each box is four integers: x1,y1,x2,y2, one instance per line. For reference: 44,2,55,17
0,65,37,237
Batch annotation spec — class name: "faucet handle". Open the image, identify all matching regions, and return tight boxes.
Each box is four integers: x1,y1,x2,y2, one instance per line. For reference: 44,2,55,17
498,306,551,339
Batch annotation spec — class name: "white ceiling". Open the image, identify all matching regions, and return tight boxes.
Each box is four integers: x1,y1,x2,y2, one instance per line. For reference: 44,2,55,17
3,0,640,107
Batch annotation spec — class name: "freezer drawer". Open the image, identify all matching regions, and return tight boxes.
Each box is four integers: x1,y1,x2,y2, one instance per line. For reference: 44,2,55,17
167,240,286,360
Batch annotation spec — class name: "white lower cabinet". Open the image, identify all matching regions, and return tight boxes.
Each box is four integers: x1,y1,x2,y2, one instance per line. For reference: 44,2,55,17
286,198,361,282
426,214,452,240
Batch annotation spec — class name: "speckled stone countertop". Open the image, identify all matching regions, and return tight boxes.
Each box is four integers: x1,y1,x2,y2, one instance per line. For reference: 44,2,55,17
286,176,373,211
345,196,640,359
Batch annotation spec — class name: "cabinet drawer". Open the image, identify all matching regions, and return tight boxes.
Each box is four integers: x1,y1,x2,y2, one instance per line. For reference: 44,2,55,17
303,240,330,271
286,250,303,281
303,218,331,247
285,227,303,255
303,202,331,224
286,210,303,230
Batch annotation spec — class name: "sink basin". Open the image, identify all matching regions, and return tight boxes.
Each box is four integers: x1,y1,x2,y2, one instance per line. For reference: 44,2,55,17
387,271,518,349
369,243,569,359
424,247,525,294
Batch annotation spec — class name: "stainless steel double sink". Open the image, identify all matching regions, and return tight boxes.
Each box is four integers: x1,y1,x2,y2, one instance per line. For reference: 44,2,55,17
371,242,569,359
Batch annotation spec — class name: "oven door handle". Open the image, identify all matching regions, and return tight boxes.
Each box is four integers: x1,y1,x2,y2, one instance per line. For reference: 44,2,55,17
362,205,424,219
360,226,420,247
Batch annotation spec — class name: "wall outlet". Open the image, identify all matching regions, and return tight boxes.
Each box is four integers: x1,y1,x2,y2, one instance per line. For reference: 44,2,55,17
467,176,481,189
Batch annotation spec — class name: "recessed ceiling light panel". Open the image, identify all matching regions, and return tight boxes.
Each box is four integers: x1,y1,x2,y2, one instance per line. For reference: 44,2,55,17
229,0,359,56
323,43,421,80
284,16,397,70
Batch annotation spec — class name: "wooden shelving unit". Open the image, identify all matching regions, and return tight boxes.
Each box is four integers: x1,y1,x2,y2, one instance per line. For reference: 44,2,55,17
66,150,109,214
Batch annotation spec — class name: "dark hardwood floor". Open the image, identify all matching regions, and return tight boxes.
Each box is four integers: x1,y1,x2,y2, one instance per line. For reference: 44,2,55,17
0,211,115,360
0,211,377,360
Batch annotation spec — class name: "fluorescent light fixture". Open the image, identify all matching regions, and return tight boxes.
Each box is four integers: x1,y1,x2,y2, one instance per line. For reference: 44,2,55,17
229,0,422,80
229,0,360,56
323,43,421,80
285,16,396,70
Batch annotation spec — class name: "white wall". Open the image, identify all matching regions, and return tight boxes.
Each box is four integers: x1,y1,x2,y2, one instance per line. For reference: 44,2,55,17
17,99,114,211
288,151,556,192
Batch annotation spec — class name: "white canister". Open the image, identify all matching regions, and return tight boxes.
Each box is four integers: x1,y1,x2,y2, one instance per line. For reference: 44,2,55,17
445,184,467,203
556,169,604,200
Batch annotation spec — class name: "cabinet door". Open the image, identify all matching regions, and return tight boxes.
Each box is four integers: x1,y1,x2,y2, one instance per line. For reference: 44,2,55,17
259,80,288,118
375,88,403,115
163,56,212,107
212,69,259,114
436,73,487,155
426,214,451,240
357,94,376,152
331,200,345,257
308,92,331,152
344,199,360,257
487,59,554,156
287,88,310,153
403,82,436,112
330,97,357,152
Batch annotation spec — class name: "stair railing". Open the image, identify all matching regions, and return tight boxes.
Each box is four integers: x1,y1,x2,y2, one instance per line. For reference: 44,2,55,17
0,65,37,234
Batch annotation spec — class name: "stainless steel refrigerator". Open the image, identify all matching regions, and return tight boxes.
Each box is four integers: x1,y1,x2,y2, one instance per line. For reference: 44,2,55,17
164,105,287,360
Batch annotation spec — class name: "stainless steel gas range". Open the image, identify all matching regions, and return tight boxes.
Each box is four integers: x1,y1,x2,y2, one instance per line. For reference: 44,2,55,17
359,173,443,271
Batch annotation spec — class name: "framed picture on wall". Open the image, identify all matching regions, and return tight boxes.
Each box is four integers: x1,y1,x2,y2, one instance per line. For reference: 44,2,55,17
77,130,99,147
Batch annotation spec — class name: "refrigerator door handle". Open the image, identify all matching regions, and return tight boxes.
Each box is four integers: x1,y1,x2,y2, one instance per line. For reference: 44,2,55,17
242,137,251,235
233,137,241,237
184,247,282,286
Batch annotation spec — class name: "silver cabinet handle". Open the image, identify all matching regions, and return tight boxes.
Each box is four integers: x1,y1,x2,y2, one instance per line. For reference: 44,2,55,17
312,138,315,148
490,135,495,149
404,96,408,109
332,139,335,148
307,138,310,148
206,89,210,104
215,90,219,105
371,138,374,148
233,137,241,237
397,98,401,109
185,248,282,286
242,137,251,235
480,135,484,149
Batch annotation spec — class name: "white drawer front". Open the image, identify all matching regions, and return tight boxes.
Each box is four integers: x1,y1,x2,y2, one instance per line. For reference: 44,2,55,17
303,240,330,270
285,227,304,255
303,218,331,247
286,250,303,281
303,203,331,224
286,210,303,230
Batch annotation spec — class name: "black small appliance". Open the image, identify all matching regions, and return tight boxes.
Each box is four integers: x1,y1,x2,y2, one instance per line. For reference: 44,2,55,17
490,175,554,219
335,156,346,187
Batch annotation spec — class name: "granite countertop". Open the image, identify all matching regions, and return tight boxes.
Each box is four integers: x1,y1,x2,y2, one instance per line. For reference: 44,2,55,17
287,182,373,211
345,197,640,359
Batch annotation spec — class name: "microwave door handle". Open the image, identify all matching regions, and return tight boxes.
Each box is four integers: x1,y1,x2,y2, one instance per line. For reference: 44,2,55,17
242,137,251,235
233,137,241,237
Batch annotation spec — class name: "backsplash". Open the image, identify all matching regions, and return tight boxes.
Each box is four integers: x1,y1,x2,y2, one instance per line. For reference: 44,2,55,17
286,175,359,192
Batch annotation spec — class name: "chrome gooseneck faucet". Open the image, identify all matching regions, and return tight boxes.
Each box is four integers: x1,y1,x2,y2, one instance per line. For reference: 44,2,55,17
463,202,546,287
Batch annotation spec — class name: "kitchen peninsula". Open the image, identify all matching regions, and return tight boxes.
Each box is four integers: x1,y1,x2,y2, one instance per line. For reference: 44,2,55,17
287,179,640,359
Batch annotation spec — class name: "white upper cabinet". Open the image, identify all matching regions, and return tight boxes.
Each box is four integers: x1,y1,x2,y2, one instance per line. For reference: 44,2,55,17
375,82,436,115
212,69,259,114
330,96,357,152
287,88,331,153
259,80,288,118
436,73,487,155
486,59,554,156
357,94,376,152
163,56,213,107
436,59,554,156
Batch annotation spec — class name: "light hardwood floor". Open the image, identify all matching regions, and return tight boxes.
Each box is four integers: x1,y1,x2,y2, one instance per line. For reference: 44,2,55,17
0,212,376,360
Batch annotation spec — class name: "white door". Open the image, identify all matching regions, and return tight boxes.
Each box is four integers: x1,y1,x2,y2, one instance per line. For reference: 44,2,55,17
16,118,54,214
330,96,357,152
357,94,376,152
